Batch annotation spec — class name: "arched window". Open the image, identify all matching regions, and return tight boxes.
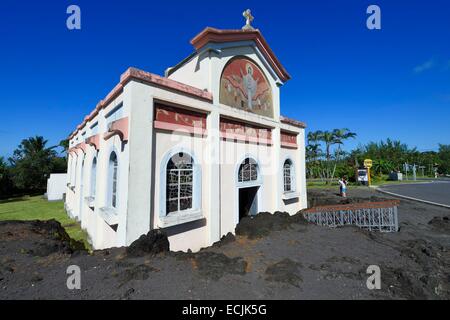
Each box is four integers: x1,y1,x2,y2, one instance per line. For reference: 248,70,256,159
109,152,118,208
238,158,258,182
166,152,193,214
283,159,294,192
91,157,97,197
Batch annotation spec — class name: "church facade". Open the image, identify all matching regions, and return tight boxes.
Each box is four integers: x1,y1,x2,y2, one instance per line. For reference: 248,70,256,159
65,15,307,251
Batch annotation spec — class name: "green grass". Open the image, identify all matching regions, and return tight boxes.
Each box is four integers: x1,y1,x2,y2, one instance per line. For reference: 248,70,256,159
0,195,91,250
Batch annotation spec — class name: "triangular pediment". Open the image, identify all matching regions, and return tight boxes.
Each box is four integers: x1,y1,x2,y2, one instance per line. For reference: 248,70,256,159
190,27,290,83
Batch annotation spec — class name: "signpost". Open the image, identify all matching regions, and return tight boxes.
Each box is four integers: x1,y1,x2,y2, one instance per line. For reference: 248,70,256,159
364,159,373,186
357,169,369,185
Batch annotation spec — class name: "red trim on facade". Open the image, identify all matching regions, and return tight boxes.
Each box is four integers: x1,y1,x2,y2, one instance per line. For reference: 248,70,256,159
280,115,307,129
154,121,207,136
191,27,291,82
78,142,87,153
69,142,87,155
121,68,213,101
281,131,298,149
103,117,129,142
220,118,272,145
68,66,212,140
154,103,207,134
154,104,207,124
85,134,100,151
221,132,272,145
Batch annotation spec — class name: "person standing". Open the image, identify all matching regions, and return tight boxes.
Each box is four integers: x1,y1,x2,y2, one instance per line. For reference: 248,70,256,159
339,176,348,198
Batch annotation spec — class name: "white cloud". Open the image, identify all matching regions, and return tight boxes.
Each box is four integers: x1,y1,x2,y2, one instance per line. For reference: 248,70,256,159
413,58,435,73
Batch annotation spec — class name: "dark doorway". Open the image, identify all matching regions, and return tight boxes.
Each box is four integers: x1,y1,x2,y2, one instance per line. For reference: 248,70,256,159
239,187,259,220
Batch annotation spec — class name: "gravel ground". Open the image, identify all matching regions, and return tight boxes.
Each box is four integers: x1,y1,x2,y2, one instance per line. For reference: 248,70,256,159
0,187,448,300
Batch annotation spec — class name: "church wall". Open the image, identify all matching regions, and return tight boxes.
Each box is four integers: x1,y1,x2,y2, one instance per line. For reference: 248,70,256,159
279,145,304,215
72,143,86,222
219,139,276,236
123,81,154,246
122,82,214,252
153,130,209,252
80,147,96,241
297,129,308,210
65,91,131,250
168,50,211,92
65,154,74,216
94,133,130,249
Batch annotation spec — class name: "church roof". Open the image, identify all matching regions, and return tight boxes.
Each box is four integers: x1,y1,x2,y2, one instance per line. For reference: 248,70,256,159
68,67,213,139
280,115,307,129
190,27,291,82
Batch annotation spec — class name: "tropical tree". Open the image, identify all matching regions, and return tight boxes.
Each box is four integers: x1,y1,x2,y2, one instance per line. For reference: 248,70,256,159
9,136,58,192
0,156,7,180
306,128,357,183
306,144,323,178
437,144,450,174
372,159,395,176
332,128,357,161
0,156,14,197
352,139,418,172
307,131,322,148
59,138,70,158
317,130,335,162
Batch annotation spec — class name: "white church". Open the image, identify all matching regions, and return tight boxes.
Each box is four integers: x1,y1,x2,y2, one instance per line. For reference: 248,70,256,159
65,11,308,252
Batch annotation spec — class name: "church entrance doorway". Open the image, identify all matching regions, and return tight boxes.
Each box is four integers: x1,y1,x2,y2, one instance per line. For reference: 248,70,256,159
239,186,259,220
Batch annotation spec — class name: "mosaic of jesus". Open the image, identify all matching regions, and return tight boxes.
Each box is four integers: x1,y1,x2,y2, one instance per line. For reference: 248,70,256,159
220,58,273,118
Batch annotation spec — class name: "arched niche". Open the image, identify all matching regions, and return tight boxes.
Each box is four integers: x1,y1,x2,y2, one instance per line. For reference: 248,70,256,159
219,57,273,118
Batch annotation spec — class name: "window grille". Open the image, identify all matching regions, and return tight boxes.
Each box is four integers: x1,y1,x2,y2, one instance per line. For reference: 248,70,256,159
283,160,292,192
166,153,193,214
238,158,258,182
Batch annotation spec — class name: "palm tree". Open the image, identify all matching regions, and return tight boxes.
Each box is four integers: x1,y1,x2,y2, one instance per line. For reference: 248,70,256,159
306,131,323,160
10,136,56,162
318,130,336,162
306,144,323,178
315,128,357,183
59,139,70,159
306,144,322,161
332,128,357,161
9,136,58,191
307,131,322,146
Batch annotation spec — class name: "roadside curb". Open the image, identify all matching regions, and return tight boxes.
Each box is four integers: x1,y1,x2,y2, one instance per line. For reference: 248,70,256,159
376,187,450,209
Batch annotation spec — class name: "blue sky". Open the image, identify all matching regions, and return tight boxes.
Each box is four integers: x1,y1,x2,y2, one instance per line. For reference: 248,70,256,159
0,0,449,157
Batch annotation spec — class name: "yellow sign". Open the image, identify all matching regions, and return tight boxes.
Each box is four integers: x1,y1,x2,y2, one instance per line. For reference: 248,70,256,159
364,159,373,168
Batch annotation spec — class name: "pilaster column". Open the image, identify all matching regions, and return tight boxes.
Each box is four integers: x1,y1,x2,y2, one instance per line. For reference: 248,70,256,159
124,81,154,245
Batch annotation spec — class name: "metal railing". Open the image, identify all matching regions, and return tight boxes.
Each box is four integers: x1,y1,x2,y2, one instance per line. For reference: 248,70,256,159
303,200,399,232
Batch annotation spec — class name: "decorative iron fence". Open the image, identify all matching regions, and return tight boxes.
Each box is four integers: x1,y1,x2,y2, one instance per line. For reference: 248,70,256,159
303,200,400,232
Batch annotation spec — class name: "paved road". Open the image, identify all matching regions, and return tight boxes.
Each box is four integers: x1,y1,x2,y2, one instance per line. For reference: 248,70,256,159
379,181,450,206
